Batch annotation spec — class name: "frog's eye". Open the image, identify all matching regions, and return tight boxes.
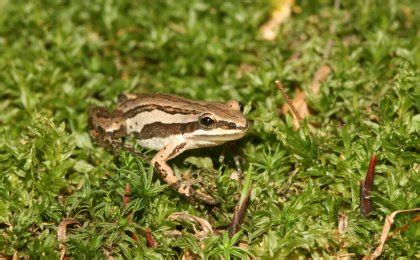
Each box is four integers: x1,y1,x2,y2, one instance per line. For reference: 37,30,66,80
199,114,216,128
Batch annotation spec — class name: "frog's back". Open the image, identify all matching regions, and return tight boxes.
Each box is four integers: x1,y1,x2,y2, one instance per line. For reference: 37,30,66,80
117,93,242,119
119,94,202,148
117,93,205,114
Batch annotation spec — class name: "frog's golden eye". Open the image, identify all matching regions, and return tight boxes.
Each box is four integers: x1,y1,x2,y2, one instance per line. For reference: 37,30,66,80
199,114,216,129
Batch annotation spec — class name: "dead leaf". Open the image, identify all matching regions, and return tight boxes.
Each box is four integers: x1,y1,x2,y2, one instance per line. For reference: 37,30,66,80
276,66,329,129
364,208,420,259
103,248,114,260
310,65,331,95
239,242,249,250
388,214,420,240
58,218,81,260
229,170,240,181
338,212,348,235
337,212,349,251
336,212,350,259
259,0,295,41
123,183,131,208
168,212,213,240
145,228,158,248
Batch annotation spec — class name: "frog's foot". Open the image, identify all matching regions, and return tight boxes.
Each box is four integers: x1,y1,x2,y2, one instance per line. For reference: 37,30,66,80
152,141,219,206
153,160,219,205
219,141,243,175
174,181,218,205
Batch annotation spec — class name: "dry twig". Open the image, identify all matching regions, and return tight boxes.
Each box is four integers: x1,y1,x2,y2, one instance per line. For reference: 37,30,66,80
364,208,420,259
228,165,252,238
387,214,420,240
275,80,303,128
168,212,213,240
228,193,251,238
58,218,81,260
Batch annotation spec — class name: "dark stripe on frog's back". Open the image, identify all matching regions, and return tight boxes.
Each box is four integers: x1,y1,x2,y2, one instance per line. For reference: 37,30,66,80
124,104,201,118
133,121,201,140
118,93,245,124
118,93,206,112
122,101,241,124
118,93,231,114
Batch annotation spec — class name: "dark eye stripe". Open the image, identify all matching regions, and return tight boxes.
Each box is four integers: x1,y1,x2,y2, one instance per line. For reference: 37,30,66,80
216,121,245,130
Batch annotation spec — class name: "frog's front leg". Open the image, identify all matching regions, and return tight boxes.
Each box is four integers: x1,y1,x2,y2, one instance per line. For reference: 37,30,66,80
151,140,218,205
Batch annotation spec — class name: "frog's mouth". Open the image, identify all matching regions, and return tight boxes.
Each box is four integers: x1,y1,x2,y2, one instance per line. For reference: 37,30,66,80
188,128,248,142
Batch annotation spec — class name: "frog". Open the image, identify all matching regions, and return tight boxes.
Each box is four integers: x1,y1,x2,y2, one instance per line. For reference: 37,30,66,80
88,93,248,205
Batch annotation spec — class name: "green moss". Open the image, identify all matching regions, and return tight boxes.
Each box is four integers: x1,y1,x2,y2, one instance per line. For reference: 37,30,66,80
0,0,418,258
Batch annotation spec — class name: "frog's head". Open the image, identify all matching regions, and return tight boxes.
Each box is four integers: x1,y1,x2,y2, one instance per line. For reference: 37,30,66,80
185,99,249,147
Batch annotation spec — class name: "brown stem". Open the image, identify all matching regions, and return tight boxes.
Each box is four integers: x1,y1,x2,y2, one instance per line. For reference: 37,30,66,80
122,183,140,242
387,214,420,241
145,228,157,248
228,191,251,238
123,183,131,208
360,154,377,217
275,80,303,123
58,218,81,260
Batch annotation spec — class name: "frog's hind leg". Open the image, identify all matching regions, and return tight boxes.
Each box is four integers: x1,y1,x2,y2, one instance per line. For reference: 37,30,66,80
151,140,219,205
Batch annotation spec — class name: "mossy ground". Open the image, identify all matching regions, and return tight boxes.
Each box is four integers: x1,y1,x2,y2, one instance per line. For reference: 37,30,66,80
0,0,419,258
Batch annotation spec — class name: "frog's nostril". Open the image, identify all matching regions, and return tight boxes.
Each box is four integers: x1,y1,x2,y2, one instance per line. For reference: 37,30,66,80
228,122,237,129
